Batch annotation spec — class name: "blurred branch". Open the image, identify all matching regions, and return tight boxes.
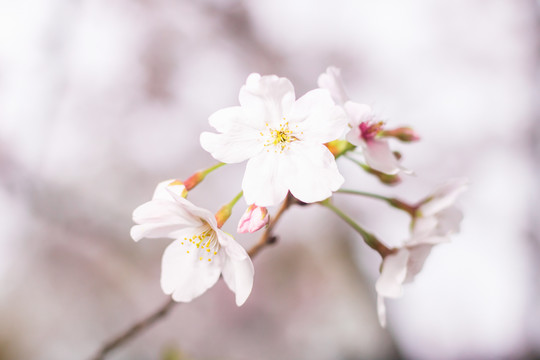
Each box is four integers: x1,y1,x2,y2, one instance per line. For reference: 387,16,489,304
90,298,176,360
89,196,293,360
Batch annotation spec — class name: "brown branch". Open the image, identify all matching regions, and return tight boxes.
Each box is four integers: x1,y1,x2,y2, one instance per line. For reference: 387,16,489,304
90,298,176,360
89,196,293,360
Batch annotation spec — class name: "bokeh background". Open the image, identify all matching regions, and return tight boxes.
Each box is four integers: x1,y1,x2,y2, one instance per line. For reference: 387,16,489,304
0,0,539,359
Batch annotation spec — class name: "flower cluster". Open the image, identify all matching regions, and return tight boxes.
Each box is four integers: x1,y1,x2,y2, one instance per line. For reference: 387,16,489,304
130,67,467,326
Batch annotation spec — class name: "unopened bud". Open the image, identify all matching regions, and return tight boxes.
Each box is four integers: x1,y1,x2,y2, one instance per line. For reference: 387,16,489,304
183,171,205,190
382,127,420,142
215,205,232,229
237,205,269,233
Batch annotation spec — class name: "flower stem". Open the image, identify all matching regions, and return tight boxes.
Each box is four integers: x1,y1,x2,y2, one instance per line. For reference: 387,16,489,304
320,199,392,257
337,189,392,202
201,162,225,176
336,188,417,216
216,190,244,228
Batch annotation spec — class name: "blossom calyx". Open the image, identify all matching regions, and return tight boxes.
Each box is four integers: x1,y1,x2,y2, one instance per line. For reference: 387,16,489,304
381,127,420,142
183,171,205,191
237,205,269,233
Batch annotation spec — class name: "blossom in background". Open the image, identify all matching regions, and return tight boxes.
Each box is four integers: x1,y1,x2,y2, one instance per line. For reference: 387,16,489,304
412,178,468,241
375,240,441,327
318,66,410,175
131,180,254,306
237,205,269,233
375,178,468,326
200,73,347,207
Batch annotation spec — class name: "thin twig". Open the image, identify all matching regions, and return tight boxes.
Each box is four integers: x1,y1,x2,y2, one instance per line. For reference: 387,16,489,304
90,298,176,360
90,196,293,360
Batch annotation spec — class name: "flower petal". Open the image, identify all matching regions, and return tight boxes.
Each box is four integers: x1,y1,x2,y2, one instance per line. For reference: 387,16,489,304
285,142,344,203
131,200,203,241
239,73,295,126
131,223,192,242
436,207,464,235
200,131,264,164
207,106,261,133
343,101,374,128
290,88,348,143
361,139,403,175
160,239,222,302
317,66,349,105
152,179,187,201
216,230,249,261
242,151,290,207
403,244,434,284
419,178,468,216
222,255,255,306
375,248,409,298
377,295,387,328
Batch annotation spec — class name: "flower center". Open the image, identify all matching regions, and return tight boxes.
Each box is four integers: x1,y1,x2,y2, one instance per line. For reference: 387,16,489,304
261,119,301,153
180,223,220,262
359,121,384,142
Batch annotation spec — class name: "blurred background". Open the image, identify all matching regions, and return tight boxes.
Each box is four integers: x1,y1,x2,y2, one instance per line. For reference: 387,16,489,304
0,0,539,359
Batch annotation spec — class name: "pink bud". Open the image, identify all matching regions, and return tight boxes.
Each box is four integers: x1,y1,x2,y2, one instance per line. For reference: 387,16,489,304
237,205,269,233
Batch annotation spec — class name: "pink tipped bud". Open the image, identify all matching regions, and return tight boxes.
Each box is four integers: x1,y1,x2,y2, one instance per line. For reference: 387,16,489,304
183,171,205,191
237,205,269,233
382,127,420,142
215,205,232,229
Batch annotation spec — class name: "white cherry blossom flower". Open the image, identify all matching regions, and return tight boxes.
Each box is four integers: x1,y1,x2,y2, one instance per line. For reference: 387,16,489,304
131,180,254,306
412,178,468,241
375,240,441,327
375,178,468,326
200,73,347,207
318,67,408,175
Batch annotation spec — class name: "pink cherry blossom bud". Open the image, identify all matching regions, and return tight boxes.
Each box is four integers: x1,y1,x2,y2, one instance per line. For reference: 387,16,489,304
382,127,420,142
237,205,269,233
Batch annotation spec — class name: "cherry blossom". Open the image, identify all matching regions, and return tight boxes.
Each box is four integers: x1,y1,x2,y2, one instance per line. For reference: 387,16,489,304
131,180,254,306
200,73,347,207
375,178,468,326
318,66,409,175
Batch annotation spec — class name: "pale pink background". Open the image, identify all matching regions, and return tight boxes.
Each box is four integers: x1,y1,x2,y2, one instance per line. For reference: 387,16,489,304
0,0,538,359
